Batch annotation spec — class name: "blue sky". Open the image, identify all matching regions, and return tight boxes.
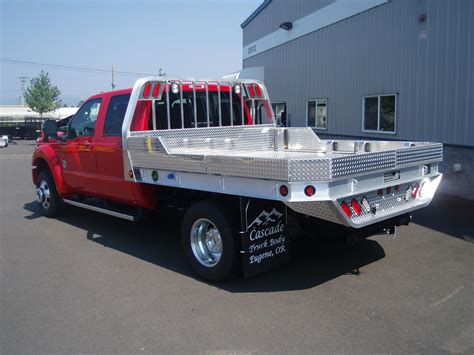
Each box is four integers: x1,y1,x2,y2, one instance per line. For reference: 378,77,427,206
0,0,260,105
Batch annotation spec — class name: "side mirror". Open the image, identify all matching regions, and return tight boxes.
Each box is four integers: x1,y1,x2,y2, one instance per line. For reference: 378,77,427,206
42,120,58,142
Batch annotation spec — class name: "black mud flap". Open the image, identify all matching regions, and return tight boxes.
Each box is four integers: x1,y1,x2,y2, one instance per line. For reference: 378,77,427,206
239,197,291,278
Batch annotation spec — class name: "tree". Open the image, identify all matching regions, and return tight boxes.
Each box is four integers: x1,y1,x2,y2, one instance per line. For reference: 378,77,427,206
24,71,61,118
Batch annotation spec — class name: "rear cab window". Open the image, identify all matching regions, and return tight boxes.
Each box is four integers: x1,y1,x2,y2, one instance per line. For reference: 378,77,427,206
103,94,131,135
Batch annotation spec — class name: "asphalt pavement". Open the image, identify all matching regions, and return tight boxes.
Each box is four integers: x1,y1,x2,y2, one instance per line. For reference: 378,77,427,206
1,141,473,354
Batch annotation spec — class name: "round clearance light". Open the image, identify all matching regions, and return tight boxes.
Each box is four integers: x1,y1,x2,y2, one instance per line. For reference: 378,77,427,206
351,199,362,215
361,197,371,213
279,185,289,197
304,185,316,197
143,82,152,98
340,201,352,218
151,170,159,181
234,84,241,94
171,82,179,94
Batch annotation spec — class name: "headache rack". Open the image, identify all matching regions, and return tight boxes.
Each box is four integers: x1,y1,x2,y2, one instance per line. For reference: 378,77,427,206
122,77,443,228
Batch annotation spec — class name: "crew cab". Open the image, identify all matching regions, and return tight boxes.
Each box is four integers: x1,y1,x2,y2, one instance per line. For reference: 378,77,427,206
32,77,443,281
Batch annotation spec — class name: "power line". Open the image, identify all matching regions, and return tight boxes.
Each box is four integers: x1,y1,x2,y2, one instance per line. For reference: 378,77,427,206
1,58,155,77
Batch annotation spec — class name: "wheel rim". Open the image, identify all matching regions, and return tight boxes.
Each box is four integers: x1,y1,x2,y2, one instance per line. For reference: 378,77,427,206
190,218,222,267
36,180,51,210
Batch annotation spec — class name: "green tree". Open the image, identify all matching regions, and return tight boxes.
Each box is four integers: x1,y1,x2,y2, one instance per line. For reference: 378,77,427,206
24,71,61,118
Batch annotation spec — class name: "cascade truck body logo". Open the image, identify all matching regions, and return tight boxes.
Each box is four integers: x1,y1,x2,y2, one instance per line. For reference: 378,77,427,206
248,208,285,242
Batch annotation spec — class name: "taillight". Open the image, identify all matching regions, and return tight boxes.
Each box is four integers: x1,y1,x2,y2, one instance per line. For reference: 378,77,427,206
248,84,255,98
341,201,352,217
351,199,362,215
395,185,400,192
143,82,152,98
304,185,316,197
377,189,384,197
386,186,392,194
152,83,161,98
279,185,288,197
255,84,262,98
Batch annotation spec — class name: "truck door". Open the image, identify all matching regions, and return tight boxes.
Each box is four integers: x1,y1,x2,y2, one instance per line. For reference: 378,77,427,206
58,98,102,192
94,94,136,203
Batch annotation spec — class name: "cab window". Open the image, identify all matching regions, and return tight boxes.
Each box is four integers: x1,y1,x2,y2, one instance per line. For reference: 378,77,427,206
68,99,102,138
103,94,130,135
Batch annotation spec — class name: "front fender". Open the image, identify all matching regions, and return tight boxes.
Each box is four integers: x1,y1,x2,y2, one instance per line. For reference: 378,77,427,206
32,145,71,195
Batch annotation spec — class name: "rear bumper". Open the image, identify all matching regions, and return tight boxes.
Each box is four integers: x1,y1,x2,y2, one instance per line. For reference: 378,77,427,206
285,174,442,228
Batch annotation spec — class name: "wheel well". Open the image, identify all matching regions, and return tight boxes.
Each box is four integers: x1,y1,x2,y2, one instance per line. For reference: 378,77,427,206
32,158,50,185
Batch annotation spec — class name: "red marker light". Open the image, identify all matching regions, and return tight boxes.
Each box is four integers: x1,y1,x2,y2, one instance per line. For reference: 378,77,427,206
341,201,352,217
248,84,255,98
152,83,161,98
351,199,362,215
304,185,316,197
143,82,152,98
279,185,289,197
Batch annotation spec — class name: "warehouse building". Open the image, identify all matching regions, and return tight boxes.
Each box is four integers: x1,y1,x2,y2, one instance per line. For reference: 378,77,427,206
241,0,473,198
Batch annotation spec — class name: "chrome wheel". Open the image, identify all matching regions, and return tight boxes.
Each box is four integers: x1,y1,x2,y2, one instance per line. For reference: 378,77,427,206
36,180,51,210
190,218,222,267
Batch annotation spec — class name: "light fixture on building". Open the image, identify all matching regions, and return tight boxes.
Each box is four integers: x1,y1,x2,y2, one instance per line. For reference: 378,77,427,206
279,21,293,31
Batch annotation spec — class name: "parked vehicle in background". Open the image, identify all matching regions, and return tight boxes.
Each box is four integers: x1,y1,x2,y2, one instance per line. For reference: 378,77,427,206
31,76,443,281
0,135,8,148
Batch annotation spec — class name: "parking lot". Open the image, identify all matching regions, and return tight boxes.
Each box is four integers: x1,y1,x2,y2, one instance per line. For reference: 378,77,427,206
1,141,473,353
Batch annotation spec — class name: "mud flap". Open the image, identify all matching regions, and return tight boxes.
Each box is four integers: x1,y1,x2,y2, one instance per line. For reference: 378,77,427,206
239,197,291,278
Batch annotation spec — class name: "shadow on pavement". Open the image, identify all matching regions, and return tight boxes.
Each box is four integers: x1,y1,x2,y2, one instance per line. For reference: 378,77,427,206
23,201,385,292
412,193,473,242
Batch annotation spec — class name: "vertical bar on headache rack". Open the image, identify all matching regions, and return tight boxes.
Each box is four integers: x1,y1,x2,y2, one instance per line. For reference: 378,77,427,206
179,81,184,129
229,82,233,126
252,99,256,124
193,81,197,128
217,82,222,126
151,98,156,130
166,81,171,129
240,83,244,125
205,81,210,127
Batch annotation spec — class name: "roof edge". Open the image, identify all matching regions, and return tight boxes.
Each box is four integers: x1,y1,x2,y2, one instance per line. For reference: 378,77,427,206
241,0,272,29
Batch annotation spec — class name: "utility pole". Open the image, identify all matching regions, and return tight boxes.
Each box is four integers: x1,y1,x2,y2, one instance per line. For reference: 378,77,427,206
18,76,29,106
111,65,116,90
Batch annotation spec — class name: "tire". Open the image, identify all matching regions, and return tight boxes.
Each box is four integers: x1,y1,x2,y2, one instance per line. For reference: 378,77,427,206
36,170,63,217
182,200,240,282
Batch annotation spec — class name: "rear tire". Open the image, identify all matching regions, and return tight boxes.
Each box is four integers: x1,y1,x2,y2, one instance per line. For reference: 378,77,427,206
182,200,240,282
36,171,63,217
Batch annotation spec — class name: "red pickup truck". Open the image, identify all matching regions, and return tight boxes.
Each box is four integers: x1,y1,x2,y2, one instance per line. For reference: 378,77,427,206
32,77,442,281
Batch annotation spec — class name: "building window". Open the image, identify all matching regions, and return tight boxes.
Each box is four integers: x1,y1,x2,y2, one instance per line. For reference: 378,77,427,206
363,94,396,133
307,99,327,129
272,102,286,126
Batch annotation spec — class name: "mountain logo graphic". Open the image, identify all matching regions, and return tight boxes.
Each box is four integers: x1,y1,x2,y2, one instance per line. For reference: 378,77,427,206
248,208,284,229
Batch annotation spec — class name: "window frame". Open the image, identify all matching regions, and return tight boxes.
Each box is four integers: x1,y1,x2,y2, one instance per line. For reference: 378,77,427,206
67,98,103,139
306,98,328,130
271,102,287,126
362,94,397,134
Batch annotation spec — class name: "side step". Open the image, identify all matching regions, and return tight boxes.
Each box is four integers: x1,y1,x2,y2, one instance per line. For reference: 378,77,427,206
63,199,140,222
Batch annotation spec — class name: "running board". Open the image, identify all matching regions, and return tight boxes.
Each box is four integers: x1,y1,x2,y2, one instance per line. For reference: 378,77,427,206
63,199,139,221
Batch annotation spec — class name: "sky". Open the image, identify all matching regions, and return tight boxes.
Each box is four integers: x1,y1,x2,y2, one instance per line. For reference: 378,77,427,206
0,0,261,105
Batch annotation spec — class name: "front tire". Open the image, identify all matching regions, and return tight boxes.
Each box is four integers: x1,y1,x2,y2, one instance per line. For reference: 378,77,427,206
36,171,63,217
182,200,239,282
